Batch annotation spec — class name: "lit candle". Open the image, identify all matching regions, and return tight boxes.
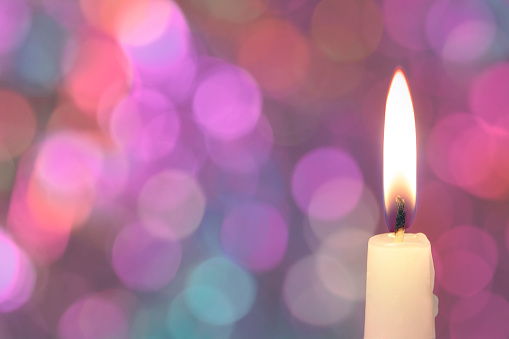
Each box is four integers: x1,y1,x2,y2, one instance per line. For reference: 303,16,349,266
364,69,437,339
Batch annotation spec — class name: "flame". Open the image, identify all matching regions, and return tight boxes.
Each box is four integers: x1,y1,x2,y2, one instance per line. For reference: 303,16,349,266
383,68,416,231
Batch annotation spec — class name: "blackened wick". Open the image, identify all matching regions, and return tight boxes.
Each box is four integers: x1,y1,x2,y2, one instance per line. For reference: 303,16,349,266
395,195,406,232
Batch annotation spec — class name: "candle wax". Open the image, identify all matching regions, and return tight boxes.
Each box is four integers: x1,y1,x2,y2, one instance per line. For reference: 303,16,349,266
364,233,435,339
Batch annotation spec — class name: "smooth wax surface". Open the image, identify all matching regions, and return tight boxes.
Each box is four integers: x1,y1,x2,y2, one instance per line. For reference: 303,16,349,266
364,233,435,339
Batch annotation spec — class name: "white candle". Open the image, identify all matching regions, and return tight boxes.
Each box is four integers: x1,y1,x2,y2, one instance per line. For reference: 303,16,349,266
364,233,435,339
364,68,436,338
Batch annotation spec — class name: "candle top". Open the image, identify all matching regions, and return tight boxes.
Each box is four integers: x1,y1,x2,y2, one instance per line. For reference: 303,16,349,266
369,233,430,248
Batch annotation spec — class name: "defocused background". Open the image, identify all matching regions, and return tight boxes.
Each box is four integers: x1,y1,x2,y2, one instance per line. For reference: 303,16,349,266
0,0,508,338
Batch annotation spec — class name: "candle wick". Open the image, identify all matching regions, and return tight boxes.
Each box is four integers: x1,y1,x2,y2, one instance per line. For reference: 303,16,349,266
395,196,405,242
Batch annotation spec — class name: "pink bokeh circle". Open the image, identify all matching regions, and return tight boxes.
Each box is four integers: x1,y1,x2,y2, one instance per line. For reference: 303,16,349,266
435,225,497,296
470,62,509,126
193,64,262,141
449,291,509,339
292,148,363,220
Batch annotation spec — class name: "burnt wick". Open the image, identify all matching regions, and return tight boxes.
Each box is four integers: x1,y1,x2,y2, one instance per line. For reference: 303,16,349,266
395,195,405,242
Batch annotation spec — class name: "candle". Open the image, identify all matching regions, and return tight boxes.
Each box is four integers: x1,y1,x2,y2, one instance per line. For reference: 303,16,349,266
364,69,437,339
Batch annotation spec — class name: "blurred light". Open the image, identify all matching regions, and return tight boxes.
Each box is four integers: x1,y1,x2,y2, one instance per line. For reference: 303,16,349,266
0,241,35,312
30,132,102,231
95,151,130,201
120,0,188,52
0,0,507,337
283,255,353,326
41,0,86,29
0,0,31,56
438,251,492,296
383,0,431,50
411,56,457,97
437,225,499,270
203,168,260,208
470,62,509,126
167,291,233,339
315,255,356,300
426,0,496,63
435,225,497,297
427,113,478,185
8,194,71,263
311,0,383,62
0,151,16,194
153,57,197,104
58,293,129,339
493,119,509,184
138,170,206,240
238,19,310,97
35,132,103,198
262,104,319,146
64,34,131,114
112,223,181,291
15,14,65,93
304,51,364,100
232,304,279,339
358,79,389,137
428,112,509,199
186,257,256,325
292,148,364,219
190,0,268,23
121,0,195,100
193,64,262,141
221,201,288,272
196,208,224,255
8,133,103,263
316,227,372,301
256,159,286,206
449,291,509,339
46,101,97,133
131,306,172,339
0,90,36,160
79,0,150,35
109,88,180,161
309,185,380,239
8,153,71,263
411,180,454,242
0,231,23,304
166,120,208,174
449,122,507,199
116,0,172,46
308,177,364,221
487,0,509,59
206,116,273,174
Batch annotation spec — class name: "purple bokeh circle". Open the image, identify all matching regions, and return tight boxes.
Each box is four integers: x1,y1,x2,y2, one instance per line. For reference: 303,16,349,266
112,223,182,291
221,202,288,272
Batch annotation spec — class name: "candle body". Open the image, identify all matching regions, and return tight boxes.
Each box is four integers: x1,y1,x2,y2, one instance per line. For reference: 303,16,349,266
364,233,435,339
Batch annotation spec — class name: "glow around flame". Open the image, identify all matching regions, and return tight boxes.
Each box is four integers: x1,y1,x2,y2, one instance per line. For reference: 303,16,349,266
383,68,416,231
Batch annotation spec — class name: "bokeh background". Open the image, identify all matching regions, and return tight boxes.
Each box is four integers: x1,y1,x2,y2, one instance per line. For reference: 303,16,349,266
0,0,508,338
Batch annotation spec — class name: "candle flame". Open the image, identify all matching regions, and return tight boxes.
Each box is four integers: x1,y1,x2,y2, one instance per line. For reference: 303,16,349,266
383,68,416,231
